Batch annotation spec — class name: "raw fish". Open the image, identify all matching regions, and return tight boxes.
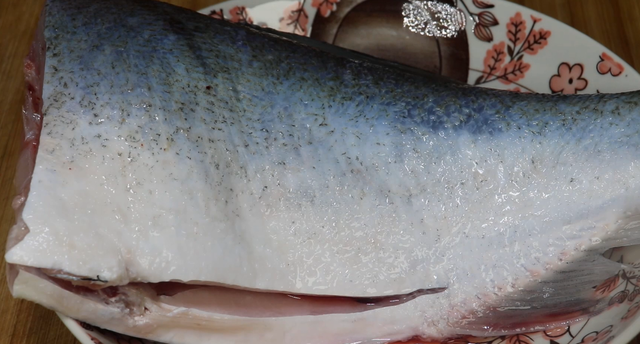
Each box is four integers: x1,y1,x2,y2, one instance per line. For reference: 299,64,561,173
5,0,640,342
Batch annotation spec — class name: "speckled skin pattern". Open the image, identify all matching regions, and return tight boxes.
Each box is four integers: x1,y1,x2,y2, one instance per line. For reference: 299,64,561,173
6,0,640,342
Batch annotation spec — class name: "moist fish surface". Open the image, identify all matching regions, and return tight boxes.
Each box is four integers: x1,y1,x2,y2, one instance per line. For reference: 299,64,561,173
5,0,640,342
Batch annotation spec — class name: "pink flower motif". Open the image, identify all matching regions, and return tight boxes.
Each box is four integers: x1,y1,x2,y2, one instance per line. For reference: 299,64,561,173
578,325,613,344
623,301,640,320
312,0,339,17
474,11,551,88
482,41,506,76
506,12,526,47
549,62,588,94
498,59,530,85
208,9,224,20
279,2,309,36
595,274,621,296
229,6,253,24
523,28,550,55
543,326,570,340
597,52,625,76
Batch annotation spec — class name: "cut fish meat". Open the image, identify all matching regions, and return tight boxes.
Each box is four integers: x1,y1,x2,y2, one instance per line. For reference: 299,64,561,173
5,0,640,342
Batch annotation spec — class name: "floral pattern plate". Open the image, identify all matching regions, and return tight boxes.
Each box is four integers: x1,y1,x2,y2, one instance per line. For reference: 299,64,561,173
58,0,640,344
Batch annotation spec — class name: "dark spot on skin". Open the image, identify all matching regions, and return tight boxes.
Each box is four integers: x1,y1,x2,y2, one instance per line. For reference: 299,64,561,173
206,85,211,90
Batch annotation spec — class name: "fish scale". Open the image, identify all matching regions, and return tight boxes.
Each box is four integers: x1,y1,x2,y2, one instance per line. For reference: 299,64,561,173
4,0,640,342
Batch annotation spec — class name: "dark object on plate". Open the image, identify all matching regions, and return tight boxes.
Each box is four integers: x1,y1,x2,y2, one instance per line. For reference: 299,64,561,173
310,0,469,82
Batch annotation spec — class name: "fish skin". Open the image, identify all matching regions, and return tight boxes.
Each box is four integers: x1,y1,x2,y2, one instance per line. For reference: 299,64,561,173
5,0,640,342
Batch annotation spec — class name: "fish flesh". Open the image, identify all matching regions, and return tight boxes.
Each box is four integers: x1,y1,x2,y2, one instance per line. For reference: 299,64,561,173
5,0,640,342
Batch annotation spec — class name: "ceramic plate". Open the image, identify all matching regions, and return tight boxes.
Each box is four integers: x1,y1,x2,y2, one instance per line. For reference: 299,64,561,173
58,0,640,343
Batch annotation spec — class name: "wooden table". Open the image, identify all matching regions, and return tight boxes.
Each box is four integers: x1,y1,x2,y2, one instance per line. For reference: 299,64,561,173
0,0,639,343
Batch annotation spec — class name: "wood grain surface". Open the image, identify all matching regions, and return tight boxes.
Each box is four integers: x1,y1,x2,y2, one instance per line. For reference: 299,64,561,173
1,1,639,343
